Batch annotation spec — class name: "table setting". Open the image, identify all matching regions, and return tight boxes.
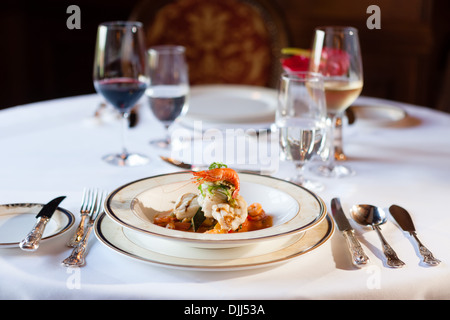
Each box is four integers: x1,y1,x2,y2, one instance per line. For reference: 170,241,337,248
1,21,450,301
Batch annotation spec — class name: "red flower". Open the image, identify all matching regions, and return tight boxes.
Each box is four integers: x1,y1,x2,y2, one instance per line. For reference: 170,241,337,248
319,48,350,76
281,48,349,76
281,54,310,73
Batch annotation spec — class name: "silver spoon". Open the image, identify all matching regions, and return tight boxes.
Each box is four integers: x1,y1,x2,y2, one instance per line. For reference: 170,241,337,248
351,204,405,268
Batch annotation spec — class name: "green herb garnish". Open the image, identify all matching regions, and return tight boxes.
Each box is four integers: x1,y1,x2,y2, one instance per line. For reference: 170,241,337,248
208,162,228,169
198,184,205,197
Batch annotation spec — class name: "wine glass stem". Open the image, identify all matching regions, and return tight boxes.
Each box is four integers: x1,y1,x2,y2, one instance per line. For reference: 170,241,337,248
327,113,339,169
294,162,306,184
334,116,345,160
120,112,129,158
164,123,171,144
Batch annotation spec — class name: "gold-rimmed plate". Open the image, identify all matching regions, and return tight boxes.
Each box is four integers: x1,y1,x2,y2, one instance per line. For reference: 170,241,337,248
95,212,334,271
103,172,327,249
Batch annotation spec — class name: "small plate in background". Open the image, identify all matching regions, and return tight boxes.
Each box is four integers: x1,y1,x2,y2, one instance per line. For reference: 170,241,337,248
349,103,407,127
182,85,277,124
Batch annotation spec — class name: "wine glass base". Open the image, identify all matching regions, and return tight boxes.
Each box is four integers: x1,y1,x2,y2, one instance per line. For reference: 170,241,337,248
311,163,355,178
149,138,170,149
286,177,324,192
103,152,149,167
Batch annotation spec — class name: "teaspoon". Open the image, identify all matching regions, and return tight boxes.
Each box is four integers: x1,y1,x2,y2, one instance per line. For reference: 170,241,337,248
351,204,405,268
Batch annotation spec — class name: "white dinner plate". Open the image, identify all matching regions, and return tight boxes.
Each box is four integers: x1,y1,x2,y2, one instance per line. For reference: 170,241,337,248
95,213,333,271
349,102,407,127
0,203,75,248
104,172,327,249
182,85,277,124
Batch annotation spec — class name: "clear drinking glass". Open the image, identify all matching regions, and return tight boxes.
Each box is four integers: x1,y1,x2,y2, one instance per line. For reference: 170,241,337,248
276,72,327,191
147,45,189,148
93,21,149,166
309,26,363,177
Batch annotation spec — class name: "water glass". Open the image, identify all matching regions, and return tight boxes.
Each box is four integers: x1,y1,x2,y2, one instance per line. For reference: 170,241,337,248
276,72,327,190
147,45,189,148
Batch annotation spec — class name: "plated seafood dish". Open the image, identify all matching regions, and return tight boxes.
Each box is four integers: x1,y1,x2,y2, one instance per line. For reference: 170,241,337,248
104,168,327,248
154,163,273,233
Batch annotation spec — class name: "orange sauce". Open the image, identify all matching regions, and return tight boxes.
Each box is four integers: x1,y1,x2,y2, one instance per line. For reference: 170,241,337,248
154,202,272,233
236,215,273,232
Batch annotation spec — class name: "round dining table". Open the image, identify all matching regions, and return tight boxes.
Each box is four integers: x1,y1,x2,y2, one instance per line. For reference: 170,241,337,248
1,86,450,301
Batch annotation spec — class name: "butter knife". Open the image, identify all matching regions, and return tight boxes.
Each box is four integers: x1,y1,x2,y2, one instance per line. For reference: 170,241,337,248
389,205,440,266
331,198,370,267
19,196,66,251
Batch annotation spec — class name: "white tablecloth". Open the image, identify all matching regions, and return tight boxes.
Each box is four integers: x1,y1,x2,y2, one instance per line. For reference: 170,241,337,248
1,92,450,300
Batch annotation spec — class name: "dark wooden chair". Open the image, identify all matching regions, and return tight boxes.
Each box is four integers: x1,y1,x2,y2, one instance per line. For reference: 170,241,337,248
130,0,290,88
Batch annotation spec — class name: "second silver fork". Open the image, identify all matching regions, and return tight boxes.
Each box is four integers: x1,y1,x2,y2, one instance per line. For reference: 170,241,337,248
67,188,97,247
62,190,106,267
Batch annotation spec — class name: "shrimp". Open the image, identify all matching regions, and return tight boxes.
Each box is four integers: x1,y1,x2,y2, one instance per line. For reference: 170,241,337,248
192,168,240,198
247,203,266,221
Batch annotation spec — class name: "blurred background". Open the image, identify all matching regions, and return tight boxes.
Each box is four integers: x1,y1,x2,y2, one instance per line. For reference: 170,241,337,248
1,0,449,112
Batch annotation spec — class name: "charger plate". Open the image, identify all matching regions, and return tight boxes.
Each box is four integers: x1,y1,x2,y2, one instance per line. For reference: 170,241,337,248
94,213,333,271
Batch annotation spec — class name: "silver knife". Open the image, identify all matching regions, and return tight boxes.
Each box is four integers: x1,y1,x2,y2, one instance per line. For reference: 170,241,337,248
20,196,66,251
331,198,370,267
389,205,441,266
159,156,261,174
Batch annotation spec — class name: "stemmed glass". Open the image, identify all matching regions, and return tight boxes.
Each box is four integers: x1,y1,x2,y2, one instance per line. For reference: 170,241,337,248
147,45,189,148
93,21,149,166
276,72,327,191
309,26,363,177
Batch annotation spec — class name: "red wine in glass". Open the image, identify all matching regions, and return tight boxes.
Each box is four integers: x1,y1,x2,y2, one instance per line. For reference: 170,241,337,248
94,78,147,112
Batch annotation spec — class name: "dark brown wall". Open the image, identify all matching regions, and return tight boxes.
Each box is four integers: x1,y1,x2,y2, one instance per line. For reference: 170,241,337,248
1,0,449,111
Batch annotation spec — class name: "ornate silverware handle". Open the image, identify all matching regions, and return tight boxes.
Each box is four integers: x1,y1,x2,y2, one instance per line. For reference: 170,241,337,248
411,232,441,266
342,230,370,267
67,214,88,247
20,216,50,251
62,225,94,267
374,225,405,268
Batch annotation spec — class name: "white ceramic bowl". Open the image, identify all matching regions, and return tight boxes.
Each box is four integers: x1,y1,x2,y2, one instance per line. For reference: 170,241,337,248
104,172,327,248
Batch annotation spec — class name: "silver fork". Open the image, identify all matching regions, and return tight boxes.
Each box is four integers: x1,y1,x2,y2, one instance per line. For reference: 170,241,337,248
67,188,96,247
62,190,106,267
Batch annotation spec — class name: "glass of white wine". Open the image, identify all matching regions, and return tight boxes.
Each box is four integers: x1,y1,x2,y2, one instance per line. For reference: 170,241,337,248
276,72,327,191
309,26,363,177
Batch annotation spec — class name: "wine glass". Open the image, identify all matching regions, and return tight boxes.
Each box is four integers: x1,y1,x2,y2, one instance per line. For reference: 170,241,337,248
309,26,363,177
93,21,149,166
147,45,189,148
276,72,327,191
